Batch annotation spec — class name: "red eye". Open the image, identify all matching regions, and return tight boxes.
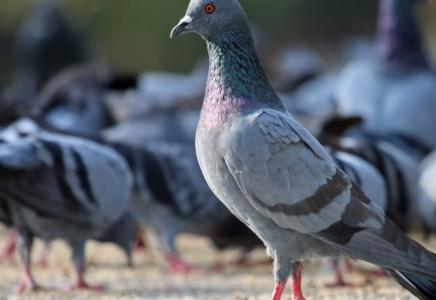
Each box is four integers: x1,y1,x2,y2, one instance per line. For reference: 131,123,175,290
205,4,215,14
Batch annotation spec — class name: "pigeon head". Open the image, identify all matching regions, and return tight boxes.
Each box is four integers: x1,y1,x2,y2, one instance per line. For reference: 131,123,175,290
171,0,250,41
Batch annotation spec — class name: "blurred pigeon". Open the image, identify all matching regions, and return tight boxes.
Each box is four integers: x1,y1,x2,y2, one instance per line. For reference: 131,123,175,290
34,65,115,135
110,141,262,272
172,1,436,299
14,2,87,93
0,118,138,267
0,131,132,292
335,0,436,156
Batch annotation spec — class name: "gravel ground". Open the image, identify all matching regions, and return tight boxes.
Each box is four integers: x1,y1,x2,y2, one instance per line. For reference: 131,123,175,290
0,226,432,300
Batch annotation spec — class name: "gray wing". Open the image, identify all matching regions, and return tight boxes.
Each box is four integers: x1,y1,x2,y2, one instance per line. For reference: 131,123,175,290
224,109,436,278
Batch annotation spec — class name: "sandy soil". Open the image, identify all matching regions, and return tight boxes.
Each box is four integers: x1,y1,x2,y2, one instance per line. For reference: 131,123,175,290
0,226,432,300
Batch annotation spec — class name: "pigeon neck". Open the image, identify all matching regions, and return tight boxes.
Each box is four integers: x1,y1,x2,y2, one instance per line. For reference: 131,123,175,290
376,0,428,69
202,28,284,125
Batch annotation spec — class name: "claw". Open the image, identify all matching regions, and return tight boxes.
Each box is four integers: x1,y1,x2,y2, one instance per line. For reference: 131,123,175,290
165,252,213,274
60,280,105,292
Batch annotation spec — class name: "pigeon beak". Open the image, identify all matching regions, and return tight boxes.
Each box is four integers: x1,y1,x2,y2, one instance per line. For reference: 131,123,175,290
170,16,193,38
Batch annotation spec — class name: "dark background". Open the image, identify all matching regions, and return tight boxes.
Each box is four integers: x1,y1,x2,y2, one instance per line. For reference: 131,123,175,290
0,0,435,86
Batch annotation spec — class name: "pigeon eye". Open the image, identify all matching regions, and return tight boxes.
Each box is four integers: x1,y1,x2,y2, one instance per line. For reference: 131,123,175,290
205,4,215,14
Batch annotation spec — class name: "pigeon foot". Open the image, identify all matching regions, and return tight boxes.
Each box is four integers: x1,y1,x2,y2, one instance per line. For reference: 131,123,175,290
0,229,17,264
271,280,288,300
60,280,105,291
291,263,306,300
325,259,368,288
165,252,207,274
13,277,44,294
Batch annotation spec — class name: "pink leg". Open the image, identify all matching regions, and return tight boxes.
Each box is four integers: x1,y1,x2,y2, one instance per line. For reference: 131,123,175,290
325,259,368,288
35,244,49,268
325,259,348,288
291,263,306,300
13,263,43,293
60,264,104,291
371,268,388,278
344,258,355,273
164,252,212,274
271,280,288,300
0,229,17,263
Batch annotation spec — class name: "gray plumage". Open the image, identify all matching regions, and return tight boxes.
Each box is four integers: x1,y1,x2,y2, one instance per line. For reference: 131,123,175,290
0,130,133,291
172,0,436,299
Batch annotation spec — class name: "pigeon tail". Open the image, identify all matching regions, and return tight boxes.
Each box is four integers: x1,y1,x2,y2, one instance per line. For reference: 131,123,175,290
386,269,436,300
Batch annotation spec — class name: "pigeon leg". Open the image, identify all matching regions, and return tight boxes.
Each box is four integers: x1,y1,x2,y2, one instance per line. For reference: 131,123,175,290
160,232,205,274
35,243,49,268
271,255,303,300
291,263,306,300
371,268,388,278
0,229,17,263
13,231,43,293
61,242,104,291
325,259,368,288
325,259,348,288
271,279,289,300
164,251,205,274
344,258,355,273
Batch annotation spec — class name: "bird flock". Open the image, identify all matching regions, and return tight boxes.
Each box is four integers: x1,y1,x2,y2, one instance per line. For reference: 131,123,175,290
0,0,435,299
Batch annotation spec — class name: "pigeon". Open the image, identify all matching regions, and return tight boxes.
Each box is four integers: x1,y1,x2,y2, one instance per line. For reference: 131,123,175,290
14,2,87,93
335,0,436,156
34,65,115,136
110,141,262,272
171,1,436,299
0,130,133,292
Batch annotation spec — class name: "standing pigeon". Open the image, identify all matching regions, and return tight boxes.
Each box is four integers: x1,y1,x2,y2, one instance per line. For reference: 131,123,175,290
171,1,436,299
335,0,436,155
0,131,132,293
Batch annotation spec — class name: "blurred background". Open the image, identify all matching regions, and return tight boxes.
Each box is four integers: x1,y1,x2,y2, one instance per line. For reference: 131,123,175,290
0,0,435,87
0,1,436,299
